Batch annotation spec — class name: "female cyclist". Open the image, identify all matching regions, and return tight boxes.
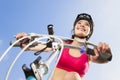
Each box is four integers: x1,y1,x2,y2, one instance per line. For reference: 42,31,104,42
15,13,112,80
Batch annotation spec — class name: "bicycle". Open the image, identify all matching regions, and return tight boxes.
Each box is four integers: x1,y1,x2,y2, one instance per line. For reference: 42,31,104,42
0,24,112,80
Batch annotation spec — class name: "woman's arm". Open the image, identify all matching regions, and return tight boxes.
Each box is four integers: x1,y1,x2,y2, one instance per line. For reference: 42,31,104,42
28,43,52,52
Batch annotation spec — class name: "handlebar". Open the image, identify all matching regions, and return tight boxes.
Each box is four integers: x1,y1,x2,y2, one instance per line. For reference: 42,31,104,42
9,33,112,60
0,25,112,80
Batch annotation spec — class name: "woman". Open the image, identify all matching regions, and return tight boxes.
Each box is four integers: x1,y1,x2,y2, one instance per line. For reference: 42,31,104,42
15,13,112,80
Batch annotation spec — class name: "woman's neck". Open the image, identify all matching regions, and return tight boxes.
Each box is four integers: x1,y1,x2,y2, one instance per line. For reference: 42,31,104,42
72,37,86,46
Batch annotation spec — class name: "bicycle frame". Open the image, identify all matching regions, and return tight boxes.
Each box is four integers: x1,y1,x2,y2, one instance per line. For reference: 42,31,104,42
0,33,112,80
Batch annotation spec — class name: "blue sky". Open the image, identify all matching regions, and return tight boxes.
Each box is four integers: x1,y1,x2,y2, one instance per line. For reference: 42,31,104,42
0,0,120,80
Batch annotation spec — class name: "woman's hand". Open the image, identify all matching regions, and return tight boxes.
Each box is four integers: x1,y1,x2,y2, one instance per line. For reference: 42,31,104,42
90,42,112,63
15,32,52,52
15,32,30,48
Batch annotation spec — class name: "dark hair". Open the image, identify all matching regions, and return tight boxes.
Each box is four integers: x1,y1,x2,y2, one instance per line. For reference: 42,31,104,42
72,13,94,40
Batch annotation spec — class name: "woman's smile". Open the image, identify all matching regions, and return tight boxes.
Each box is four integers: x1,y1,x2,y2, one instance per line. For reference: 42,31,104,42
76,26,86,32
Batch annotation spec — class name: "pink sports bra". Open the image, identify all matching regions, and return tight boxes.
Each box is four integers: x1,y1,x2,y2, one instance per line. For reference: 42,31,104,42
56,48,89,77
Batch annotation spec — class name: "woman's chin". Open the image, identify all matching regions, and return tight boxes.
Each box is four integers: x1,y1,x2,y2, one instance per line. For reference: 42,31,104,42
76,33,85,37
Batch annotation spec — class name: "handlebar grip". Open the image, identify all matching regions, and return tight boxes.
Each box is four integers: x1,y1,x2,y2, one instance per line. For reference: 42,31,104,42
87,48,112,61
87,48,95,55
